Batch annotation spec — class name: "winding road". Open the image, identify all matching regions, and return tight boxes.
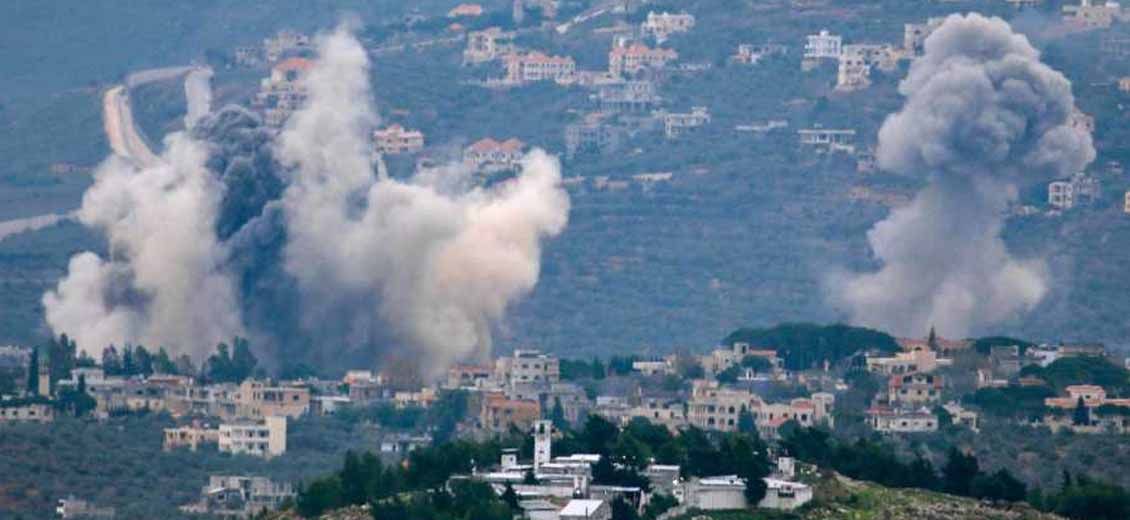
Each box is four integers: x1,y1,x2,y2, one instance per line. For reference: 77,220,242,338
0,65,212,242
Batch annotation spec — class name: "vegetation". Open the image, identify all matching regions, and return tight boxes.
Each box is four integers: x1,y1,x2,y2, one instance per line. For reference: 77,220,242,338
723,323,900,371
1019,357,1130,395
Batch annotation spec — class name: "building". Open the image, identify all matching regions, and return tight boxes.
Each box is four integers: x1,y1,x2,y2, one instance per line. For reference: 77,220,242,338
1063,0,1126,29
888,373,943,406
1043,385,1130,433
533,420,553,469
640,11,696,43
234,380,309,419
464,27,516,64
180,475,295,518
481,392,541,433
0,399,53,423
631,358,674,376
627,397,687,432
373,124,424,155
514,0,559,22
219,416,287,458
804,30,842,61
868,406,939,433
797,128,856,154
263,30,310,63
495,349,561,387
942,402,980,432
164,423,221,451
597,81,659,112
1049,172,1100,210
256,57,312,128
904,18,944,56
609,43,678,77
57,498,115,519
990,345,1022,378
504,51,576,84
866,349,951,375
836,48,871,91
658,107,710,139
464,138,527,172
759,478,814,510
565,114,625,158
733,43,788,65
445,364,494,389
685,475,747,510
559,499,611,520
448,3,484,18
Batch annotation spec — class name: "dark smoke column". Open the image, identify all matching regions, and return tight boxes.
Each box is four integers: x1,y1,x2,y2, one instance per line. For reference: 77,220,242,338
832,13,1094,337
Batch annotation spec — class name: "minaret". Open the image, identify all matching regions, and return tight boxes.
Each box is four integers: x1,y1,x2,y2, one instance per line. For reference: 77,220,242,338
533,420,552,470
37,347,51,397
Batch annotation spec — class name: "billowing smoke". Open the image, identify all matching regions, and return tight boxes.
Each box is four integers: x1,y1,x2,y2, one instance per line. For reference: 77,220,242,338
43,26,570,376
831,13,1094,337
276,27,570,377
43,135,245,361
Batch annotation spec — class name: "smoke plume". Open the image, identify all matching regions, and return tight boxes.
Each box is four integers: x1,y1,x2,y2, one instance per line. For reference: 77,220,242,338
276,27,570,377
832,13,1094,337
43,25,570,376
43,135,244,360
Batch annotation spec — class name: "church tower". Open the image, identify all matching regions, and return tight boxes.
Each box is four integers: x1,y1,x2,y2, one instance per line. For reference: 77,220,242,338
37,347,51,397
533,420,552,469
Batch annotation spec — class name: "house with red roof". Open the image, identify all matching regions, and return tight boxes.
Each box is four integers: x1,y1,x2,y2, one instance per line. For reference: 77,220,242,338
463,138,527,172
609,43,678,77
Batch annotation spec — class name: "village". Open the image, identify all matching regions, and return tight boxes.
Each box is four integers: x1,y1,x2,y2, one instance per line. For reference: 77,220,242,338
3,321,1130,518
5,0,1130,518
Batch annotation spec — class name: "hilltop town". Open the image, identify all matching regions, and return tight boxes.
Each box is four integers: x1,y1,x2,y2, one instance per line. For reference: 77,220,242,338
5,0,1130,519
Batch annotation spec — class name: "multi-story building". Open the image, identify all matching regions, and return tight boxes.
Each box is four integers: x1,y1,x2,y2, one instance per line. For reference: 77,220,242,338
640,11,696,43
903,18,944,56
0,400,53,423
164,422,221,451
263,30,310,63
503,52,576,84
866,349,951,375
598,81,659,113
888,373,943,406
219,416,287,458
627,397,687,432
733,43,789,65
609,43,678,77
1049,172,1100,211
797,128,856,154
867,406,939,433
804,30,842,60
373,124,425,155
480,392,541,433
234,380,310,419
659,106,711,139
565,115,624,158
256,57,312,129
1043,385,1130,433
445,364,495,389
180,475,295,518
495,350,560,387
464,138,527,172
464,27,516,64
1063,0,1125,29
836,49,870,91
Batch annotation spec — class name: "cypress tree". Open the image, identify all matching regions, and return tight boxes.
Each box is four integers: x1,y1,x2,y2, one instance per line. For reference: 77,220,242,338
26,347,38,395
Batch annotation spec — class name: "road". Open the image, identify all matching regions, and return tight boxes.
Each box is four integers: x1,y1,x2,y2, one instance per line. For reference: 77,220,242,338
0,65,212,243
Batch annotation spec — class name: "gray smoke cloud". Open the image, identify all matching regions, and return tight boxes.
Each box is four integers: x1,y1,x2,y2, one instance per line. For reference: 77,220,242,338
275,27,570,376
43,134,245,361
831,13,1094,337
42,26,569,375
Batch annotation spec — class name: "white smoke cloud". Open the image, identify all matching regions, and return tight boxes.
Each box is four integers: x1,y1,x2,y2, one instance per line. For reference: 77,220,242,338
276,27,570,376
831,13,1094,338
43,135,244,360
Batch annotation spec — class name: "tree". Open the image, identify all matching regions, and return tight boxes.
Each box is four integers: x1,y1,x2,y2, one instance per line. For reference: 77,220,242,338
1073,396,1090,426
737,408,757,435
501,482,519,511
642,494,678,520
943,448,979,496
26,347,38,395
611,496,639,520
101,346,122,376
295,477,343,518
580,414,620,455
551,396,568,429
591,357,606,380
612,431,652,470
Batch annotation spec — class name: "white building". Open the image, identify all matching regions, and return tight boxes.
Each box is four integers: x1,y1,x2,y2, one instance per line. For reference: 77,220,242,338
503,51,577,85
373,124,424,155
759,478,813,510
868,406,938,433
641,11,696,43
658,106,711,139
1049,172,1100,211
798,128,856,154
685,475,747,510
496,349,561,387
180,475,295,518
464,27,516,64
804,30,843,60
836,48,871,91
560,499,610,520
219,416,287,458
